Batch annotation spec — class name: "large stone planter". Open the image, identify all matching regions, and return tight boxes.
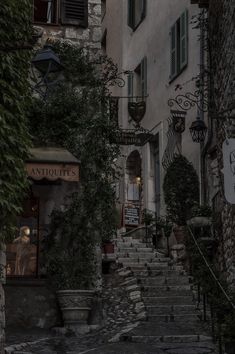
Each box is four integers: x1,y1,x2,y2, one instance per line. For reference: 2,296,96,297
57,289,94,334
187,216,212,227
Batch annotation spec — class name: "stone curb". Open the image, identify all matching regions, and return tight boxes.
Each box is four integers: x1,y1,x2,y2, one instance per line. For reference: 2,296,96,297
5,337,52,353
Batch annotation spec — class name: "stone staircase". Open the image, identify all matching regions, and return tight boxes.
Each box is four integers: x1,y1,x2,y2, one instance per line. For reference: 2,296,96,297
114,235,217,351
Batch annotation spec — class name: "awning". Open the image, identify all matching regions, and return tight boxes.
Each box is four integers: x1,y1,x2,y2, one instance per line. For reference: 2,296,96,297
26,147,80,182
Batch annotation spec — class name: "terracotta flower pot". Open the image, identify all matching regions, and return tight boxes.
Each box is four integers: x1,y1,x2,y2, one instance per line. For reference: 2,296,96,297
102,242,114,254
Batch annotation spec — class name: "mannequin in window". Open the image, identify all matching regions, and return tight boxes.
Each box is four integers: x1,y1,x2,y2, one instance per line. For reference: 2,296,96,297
13,226,31,275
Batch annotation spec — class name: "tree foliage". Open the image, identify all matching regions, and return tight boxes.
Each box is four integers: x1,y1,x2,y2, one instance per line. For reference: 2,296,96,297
0,0,32,241
163,155,199,225
29,42,121,289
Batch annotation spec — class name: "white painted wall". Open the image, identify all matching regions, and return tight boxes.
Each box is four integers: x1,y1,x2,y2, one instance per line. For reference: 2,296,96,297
103,0,201,218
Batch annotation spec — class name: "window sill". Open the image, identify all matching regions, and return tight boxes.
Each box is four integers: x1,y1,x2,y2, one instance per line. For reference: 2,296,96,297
169,64,188,85
129,16,145,32
33,21,59,27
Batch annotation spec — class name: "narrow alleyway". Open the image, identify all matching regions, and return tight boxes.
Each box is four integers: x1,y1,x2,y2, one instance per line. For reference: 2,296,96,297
5,236,219,354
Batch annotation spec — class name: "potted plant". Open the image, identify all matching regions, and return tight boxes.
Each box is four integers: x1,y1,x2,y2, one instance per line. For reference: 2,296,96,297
187,204,212,227
102,207,120,254
45,192,96,334
163,155,199,243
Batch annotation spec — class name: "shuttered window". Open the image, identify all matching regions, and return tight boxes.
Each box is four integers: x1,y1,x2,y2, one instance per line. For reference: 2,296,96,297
170,9,188,81
61,0,88,27
128,0,146,30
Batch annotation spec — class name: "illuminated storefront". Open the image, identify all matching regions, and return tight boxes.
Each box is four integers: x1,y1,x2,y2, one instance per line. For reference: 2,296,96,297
5,147,80,328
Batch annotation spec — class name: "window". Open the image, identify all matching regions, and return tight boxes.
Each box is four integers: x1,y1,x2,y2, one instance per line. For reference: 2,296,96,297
170,9,188,81
128,0,146,30
128,57,147,101
6,197,39,278
33,0,58,24
33,0,88,27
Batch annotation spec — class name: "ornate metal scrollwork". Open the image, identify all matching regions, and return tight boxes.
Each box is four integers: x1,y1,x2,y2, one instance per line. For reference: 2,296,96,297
168,89,208,113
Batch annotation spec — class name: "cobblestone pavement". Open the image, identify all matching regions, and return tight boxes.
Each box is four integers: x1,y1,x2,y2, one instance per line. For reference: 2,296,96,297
5,328,218,354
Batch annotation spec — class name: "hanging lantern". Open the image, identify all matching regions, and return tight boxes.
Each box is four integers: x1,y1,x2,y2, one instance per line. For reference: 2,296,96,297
189,117,208,143
32,44,63,75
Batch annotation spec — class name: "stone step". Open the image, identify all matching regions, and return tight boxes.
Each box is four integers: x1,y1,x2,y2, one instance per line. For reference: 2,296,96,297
118,257,170,264
142,295,194,305
141,284,192,296
115,247,153,253
120,321,212,342
138,276,192,286
145,304,197,315
147,313,202,322
116,252,156,258
121,334,213,344
132,269,187,277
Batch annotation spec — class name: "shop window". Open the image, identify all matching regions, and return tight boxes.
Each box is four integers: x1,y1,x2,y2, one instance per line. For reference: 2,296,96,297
33,0,88,27
170,9,188,81
6,198,39,278
128,0,146,30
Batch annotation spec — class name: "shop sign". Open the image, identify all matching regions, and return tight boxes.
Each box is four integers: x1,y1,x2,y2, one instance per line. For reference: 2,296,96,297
124,205,140,226
222,139,235,204
111,131,153,146
26,163,79,182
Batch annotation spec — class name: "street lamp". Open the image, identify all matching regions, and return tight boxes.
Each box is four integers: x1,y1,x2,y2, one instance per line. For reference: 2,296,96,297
31,44,64,97
189,116,208,143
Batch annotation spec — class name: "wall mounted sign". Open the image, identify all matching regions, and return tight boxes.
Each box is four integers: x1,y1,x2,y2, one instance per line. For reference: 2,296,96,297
124,205,140,226
128,101,146,125
222,139,235,204
112,130,153,146
26,163,79,182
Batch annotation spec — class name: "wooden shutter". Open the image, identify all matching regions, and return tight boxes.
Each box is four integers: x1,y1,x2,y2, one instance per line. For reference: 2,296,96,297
128,73,134,102
61,0,88,27
180,9,188,70
128,0,134,29
141,0,146,20
141,56,147,98
170,22,177,79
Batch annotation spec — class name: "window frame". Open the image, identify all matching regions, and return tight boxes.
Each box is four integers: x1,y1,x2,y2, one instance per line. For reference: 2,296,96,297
169,9,188,82
32,0,88,28
33,0,59,25
128,0,146,31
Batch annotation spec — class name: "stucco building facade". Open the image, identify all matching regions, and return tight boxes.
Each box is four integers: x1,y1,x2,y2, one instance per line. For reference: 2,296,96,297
102,0,203,226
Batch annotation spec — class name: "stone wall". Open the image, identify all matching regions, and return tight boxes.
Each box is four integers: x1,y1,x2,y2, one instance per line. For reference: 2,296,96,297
207,0,235,288
4,282,60,329
35,0,101,53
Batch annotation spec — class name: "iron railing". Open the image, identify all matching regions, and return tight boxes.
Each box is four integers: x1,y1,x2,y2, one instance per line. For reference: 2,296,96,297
187,225,235,354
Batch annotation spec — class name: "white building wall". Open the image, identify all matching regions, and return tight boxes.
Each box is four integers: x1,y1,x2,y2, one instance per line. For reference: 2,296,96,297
103,0,201,220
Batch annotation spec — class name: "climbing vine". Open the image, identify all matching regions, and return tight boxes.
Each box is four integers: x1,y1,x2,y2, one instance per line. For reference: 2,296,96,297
0,0,32,242
29,42,121,288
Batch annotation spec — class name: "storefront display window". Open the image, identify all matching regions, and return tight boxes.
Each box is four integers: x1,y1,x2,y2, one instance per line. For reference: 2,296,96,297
6,198,39,278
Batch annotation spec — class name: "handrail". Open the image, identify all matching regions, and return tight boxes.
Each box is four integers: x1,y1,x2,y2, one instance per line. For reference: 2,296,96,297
120,225,146,237
187,225,235,310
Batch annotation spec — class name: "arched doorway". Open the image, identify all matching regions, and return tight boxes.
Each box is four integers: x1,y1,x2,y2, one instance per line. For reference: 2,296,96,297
126,150,142,202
